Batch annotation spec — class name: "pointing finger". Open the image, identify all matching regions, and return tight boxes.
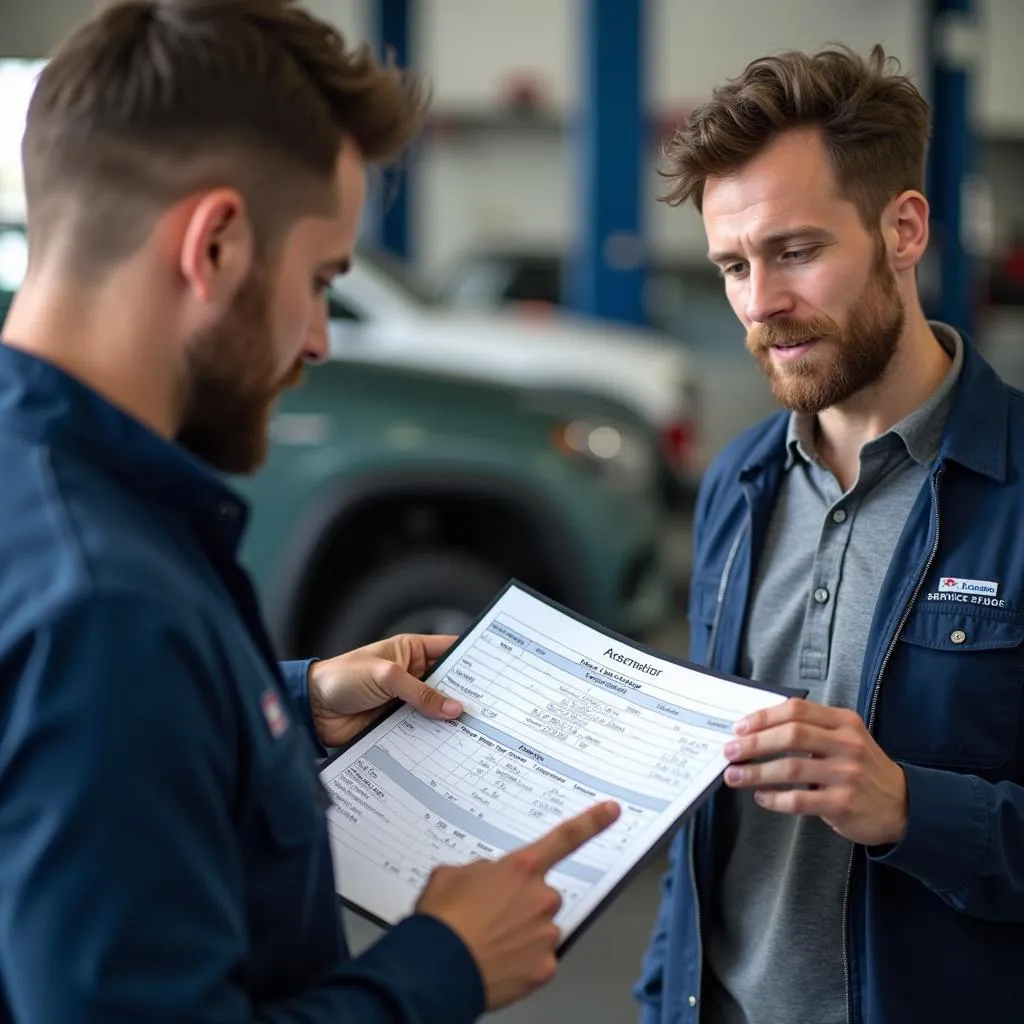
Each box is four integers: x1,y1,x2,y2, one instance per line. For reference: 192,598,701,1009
512,801,621,874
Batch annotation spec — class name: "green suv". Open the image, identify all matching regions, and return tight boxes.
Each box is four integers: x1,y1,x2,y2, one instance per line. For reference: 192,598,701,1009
0,223,673,656
238,357,671,658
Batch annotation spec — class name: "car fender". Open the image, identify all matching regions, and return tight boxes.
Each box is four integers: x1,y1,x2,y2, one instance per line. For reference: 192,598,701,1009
263,467,589,654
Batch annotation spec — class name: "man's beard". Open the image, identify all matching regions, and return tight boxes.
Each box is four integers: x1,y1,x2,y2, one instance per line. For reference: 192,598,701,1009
745,244,905,415
176,265,303,475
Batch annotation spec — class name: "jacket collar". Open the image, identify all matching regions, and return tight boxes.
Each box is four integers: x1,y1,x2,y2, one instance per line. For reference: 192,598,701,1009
739,329,1009,484
0,342,250,556
937,333,1008,482
738,411,790,481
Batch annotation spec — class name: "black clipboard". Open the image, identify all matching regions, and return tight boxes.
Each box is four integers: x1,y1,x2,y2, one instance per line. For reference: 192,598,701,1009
323,578,808,957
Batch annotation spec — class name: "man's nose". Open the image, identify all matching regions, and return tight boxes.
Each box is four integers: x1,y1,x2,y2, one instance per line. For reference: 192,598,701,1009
302,299,329,364
745,266,795,325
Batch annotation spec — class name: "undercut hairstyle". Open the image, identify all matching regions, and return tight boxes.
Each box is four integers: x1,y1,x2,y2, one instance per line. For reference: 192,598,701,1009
660,44,932,228
21,0,429,279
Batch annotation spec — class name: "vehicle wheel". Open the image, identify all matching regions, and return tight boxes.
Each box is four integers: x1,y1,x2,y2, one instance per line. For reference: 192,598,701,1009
315,550,508,654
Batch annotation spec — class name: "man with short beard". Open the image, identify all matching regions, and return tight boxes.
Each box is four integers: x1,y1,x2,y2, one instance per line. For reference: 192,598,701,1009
0,2,620,1022
635,45,1024,1024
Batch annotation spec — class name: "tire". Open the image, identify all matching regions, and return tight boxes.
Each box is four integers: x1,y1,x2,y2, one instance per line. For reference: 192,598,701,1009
315,549,508,654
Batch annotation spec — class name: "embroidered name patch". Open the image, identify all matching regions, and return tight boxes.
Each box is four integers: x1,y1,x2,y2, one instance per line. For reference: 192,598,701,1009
937,577,999,597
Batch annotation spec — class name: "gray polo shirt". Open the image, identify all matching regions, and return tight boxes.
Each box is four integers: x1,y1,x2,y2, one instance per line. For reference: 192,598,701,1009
702,325,963,1024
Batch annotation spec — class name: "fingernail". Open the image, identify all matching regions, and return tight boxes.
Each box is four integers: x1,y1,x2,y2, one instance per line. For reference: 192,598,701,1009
724,740,739,759
734,718,750,735
725,766,742,785
441,699,462,717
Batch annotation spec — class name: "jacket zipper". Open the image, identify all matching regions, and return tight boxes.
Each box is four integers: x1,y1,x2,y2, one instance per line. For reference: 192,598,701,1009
691,514,747,1021
840,465,945,1024
687,827,702,1022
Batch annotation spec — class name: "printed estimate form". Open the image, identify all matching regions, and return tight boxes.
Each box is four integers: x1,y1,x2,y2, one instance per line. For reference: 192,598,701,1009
320,582,797,949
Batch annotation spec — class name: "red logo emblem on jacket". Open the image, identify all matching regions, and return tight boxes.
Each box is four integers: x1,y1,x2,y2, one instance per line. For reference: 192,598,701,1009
260,689,289,739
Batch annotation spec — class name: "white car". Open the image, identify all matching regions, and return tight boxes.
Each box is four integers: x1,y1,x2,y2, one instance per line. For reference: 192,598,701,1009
0,220,704,504
328,249,705,504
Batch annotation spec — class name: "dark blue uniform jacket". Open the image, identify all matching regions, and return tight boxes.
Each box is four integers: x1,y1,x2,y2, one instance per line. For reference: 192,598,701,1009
0,344,484,1023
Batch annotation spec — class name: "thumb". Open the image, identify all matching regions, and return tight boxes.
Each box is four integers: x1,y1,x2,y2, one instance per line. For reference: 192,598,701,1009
416,682,464,721
379,660,463,720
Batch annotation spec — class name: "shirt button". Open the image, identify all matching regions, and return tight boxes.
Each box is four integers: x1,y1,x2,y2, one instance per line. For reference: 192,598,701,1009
217,502,237,520
814,587,830,604
832,508,848,524
688,995,698,1007
951,630,967,645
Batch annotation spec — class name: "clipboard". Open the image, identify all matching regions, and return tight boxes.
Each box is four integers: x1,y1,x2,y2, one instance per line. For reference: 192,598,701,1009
320,580,806,956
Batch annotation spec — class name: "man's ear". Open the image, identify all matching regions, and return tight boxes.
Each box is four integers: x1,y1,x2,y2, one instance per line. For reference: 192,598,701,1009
882,190,930,274
178,188,254,308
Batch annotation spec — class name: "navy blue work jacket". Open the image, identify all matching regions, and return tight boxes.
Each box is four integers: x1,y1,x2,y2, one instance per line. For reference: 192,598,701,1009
636,336,1024,1023
0,343,484,1023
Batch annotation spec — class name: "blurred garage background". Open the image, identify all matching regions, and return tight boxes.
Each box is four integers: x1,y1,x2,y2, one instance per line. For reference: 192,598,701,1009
2,1,1023,1020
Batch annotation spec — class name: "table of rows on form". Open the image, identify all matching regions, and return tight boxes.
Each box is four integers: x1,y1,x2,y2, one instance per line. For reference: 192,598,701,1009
324,609,738,915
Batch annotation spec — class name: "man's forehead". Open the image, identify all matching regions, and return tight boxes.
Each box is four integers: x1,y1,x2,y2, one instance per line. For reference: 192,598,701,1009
703,133,838,217
702,137,855,256
703,189,839,255
287,143,366,257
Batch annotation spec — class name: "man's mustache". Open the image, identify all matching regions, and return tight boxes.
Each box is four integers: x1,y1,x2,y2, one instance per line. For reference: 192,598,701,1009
747,316,839,353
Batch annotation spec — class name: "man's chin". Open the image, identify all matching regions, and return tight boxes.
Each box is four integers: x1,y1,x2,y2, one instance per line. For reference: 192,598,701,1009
769,373,855,416
177,425,270,477
218,443,270,477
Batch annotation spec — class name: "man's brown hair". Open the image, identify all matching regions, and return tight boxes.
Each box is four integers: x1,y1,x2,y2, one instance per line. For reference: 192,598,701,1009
22,0,429,279
661,44,932,228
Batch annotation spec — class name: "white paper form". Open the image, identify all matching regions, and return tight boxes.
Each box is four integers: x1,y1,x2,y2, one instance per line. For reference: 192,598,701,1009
321,582,796,948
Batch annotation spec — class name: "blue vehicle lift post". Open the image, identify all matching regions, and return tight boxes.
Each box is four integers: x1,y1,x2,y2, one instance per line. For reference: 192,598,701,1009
567,0,647,327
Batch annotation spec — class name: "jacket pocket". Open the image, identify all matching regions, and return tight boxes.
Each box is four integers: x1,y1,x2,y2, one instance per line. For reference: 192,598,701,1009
242,684,325,850
878,609,1024,771
257,733,326,849
242,709,328,960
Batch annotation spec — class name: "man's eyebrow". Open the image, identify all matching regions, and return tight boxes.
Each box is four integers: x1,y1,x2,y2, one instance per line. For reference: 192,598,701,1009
761,225,835,249
706,247,742,265
707,226,835,264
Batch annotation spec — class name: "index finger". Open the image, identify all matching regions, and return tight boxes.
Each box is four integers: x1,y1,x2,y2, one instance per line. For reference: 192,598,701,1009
736,697,843,735
514,801,621,874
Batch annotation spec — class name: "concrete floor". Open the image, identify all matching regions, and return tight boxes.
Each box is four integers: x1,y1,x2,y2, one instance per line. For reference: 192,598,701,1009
343,593,692,1024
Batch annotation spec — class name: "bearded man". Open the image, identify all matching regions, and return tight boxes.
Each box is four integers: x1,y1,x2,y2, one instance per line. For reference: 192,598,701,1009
0,2,618,1021
635,44,1024,1024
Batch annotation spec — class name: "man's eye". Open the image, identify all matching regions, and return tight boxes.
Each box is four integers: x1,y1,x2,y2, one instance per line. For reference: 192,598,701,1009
782,247,816,263
721,262,748,278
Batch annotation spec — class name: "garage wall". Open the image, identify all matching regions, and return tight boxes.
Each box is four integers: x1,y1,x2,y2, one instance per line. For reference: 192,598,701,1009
1,0,1021,275
1,0,1015,123
409,0,1019,276
0,0,366,55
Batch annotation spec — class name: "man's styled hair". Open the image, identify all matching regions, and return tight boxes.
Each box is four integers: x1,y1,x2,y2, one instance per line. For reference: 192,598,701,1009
22,0,429,278
661,45,932,228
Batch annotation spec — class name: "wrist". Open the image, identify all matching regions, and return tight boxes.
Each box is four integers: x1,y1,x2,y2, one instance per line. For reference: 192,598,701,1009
884,763,909,846
306,659,325,719
289,658,327,756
